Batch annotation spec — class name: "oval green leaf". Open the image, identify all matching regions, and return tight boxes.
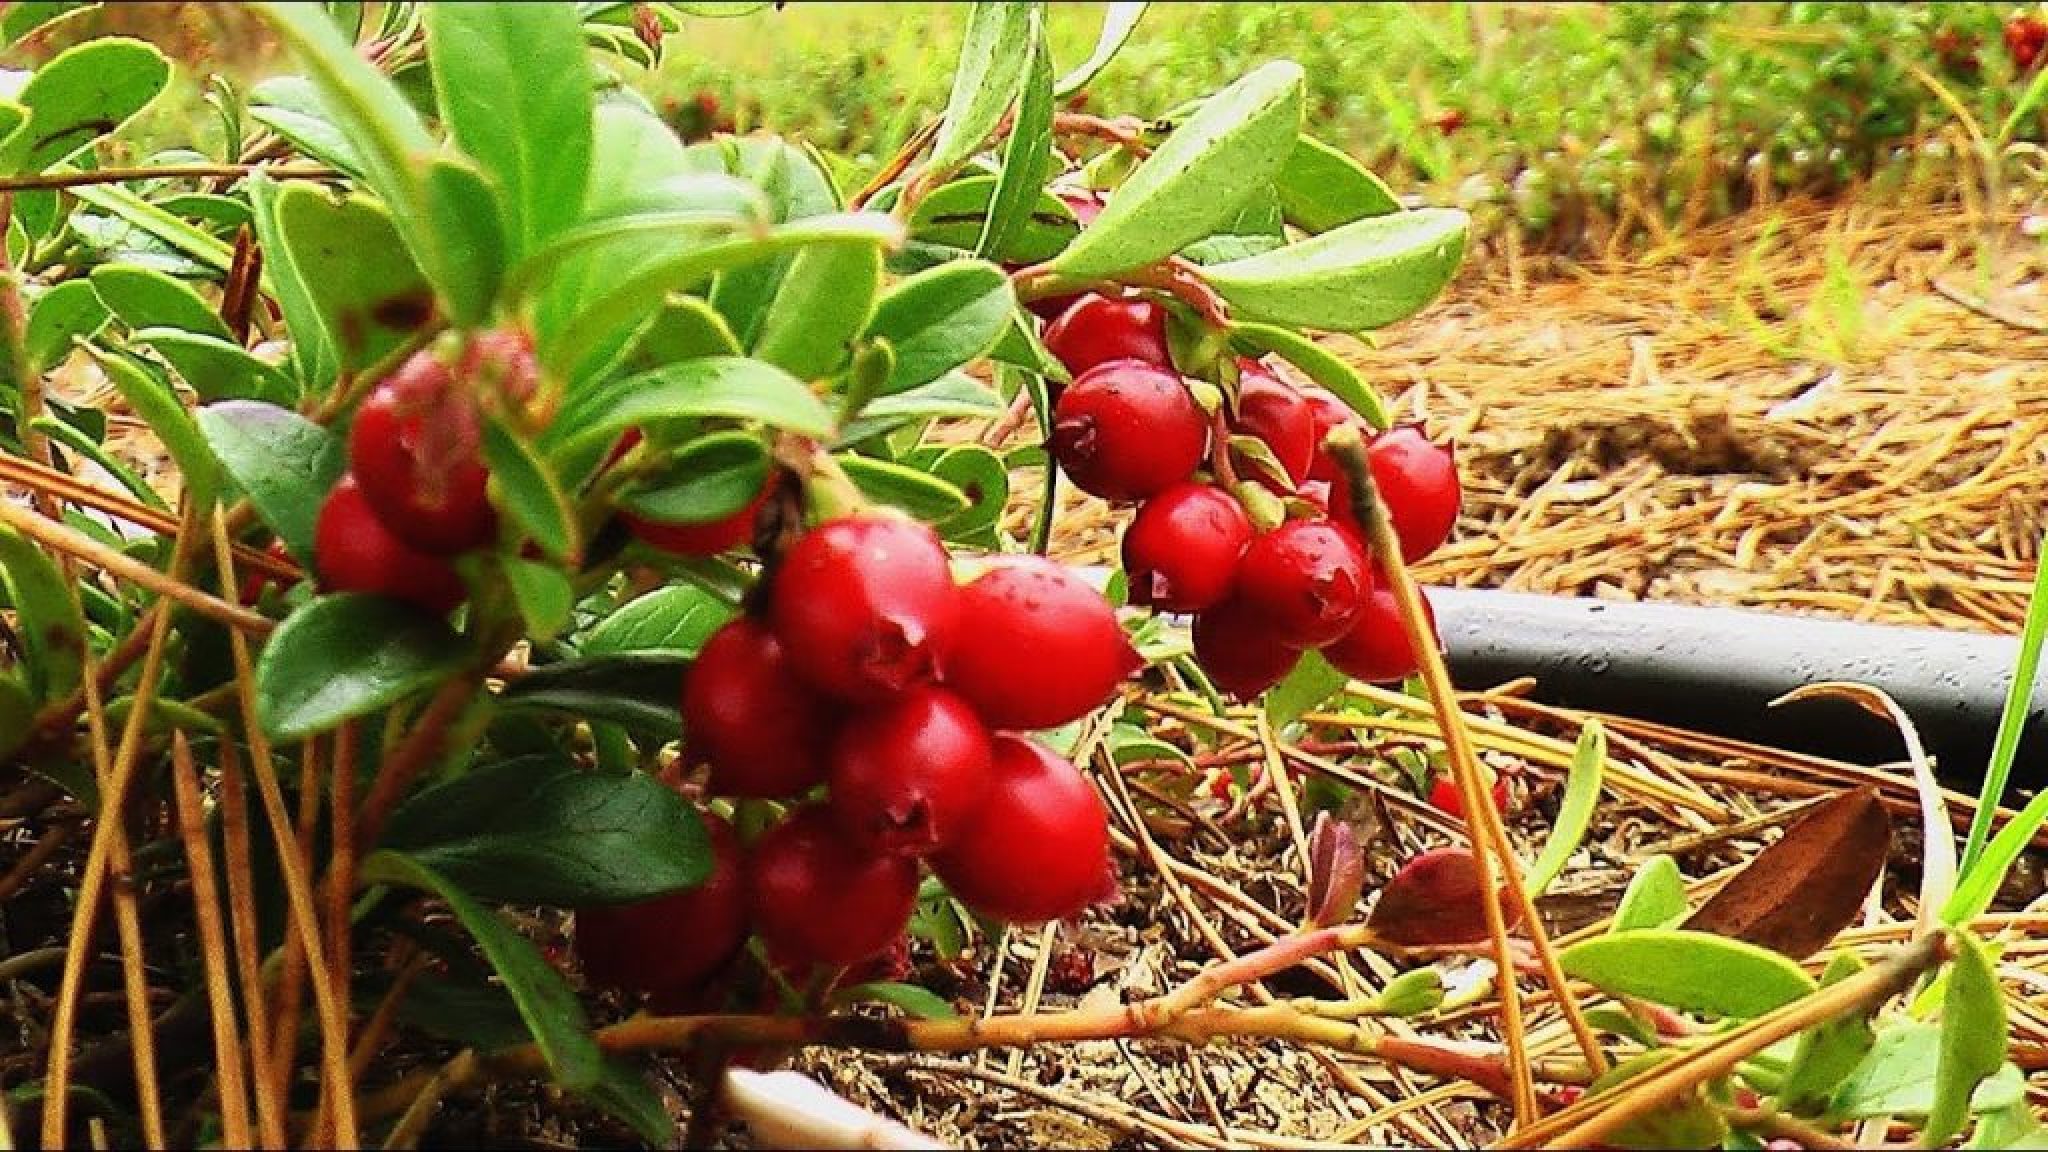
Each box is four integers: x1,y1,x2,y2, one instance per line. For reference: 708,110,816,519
1928,929,2009,1145
1612,853,1690,932
751,241,882,380
1277,134,1402,234
925,1,1038,177
255,593,467,740
862,260,1013,397
1560,929,1817,1019
1201,207,1468,333
583,584,735,658
548,356,835,456
276,184,433,373
498,651,687,740
195,400,345,567
421,154,507,328
1229,321,1388,430
909,176,1079,265
25,278,107,374
89,264,231,340
134,328,295,405
622,431,768,524
838,453,972,521
4,37,168,173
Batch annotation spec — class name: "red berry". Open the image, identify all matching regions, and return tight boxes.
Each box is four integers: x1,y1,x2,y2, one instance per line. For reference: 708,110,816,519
1301,388,1359,483
575,811,748,1001
768,515,960,703
624,480,770,557
944,556,1141,730
683,616,837,799
749,805,919,968
1192,596,1302,700
348,353,497,555
1049,359,1208,503
1323,584,1437,684
1230,359,1315,491
1427,776,1509,820
1042,294,1171,377
829,687,992,857
314,476,466,614
237,538,298,605
459,326,540,406
1333,425,1460,564
1122,483,1252,613
1233,519,1371,648
932,735,1115,925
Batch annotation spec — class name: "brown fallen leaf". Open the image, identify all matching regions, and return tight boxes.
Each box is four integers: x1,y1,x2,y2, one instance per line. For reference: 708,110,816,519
1681,785,1891,960
1368,846,1523,947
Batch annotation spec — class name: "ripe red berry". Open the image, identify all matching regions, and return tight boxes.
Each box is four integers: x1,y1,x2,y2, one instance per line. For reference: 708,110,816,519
1049,359,1208,503
1301,387,1359,483
1192,596,1302,700
683,616,837,799
1122,483,1252,613
749,805,919,969
943,556,1141,730
1042,293,1171,377
348,352,496,555
1333,425,1461,564
314,475,466,614
575,811,748,1002
829,687,992,857
1233,519,1371,648
1323,584,1437,684
1427,776,1509,821
932,735,1115,924
237,538,298,606
1230,359,1315,491
768,515,960,703
624,480,770,557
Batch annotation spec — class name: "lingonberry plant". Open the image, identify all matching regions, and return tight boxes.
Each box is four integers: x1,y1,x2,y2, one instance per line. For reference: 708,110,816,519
0,2,2028,1149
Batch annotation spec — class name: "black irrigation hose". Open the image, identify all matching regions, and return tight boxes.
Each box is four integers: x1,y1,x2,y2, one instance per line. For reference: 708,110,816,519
1431,587,2048,787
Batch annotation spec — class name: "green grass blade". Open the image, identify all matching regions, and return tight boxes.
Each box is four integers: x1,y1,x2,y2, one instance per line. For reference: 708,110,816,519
1951,529,2048,907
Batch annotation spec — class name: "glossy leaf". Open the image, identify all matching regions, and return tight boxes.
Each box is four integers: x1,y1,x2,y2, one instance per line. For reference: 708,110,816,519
3,37,168,173
839,453,972,520
424,2,592,258
1050,61,1303,280
133,328,295,405
1613,853,1688,931
89,264,231,340
275,184,434,372
0,526,83,700
1277,134,1402,233
908,176,1079,264
922,443,1009,544
504,558,574,644
925,1,1038,177
1559,929,1816,1019
582,584,734,657
837,370,1003,446
2,2,96,45
549,356,835,456
24,279,107,374
978,8,1054,260
1200,207,1468,332
751,241,882,379
1054,1,1146,98
623,294,743,373
698,135,841,347
255,593,467,740
483,418,578,564
498,652,688,740
862,260,1013,396
1928,929,2008,1146
359,850,601,1091
622,431,768,524
1267,648,1347,729
1528,720,1605,897
88,348,217,508
1682,787,1890,961
194,401,345,567
382,755,710,906
420,155,507,328
69,182,234,272
247,75,366,176
247,173,337,388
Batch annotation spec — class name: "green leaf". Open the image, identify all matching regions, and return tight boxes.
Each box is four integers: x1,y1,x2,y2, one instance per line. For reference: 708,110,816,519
921,442,1009,544
0,672,36,760
622,431,768,524
504,558,574,643
862,260,1013,397
68,182,234,272
696,136,843,347
582,585,734,657
0,526,84,699
836,370,1003,446
1527,720,1604,897
1928,929,2008,1146
256,593,467,740
25,279,107,374
156,193,254,234
926,2,1038,177
359,850,600,1091
1780,951,1877,1115
1612,855,1689,931
580,1056,677,1147
248,174,337,389
423,3,592,258
549,356,835,456
623,295,743,373
752,241,882,380
838,453,971,521
1833,1022,2025,1121
833,981,957,1020
87,348,217,508
248,75,366,176
275,184,433,373
2,37,168,174
908,176,1079,264
1967,1090,2047,1150
2,2,97,45
483,418,578,564
194,401,345,568
385,972,531,1052
1559,929,1816,1019
134,328,295,405
1201,207,1467,333
1266,648,1346,729
1051,61,1302,280
986,307,1071,382
1277,134,1402,234
30,415,163,511
1055,1,1145,97
382,755,709,906
420,155,507,328
497,652,687,740
978,9,1053,261
88,264,232,340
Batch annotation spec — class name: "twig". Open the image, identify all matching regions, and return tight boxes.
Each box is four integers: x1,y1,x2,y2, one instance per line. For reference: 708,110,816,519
271,739,322,1144
354,670,486,848
380,1050,476,1151
0,163,336,192
218,738,288,1149
170,733,255,1151
0,819,74,903
0,498,275,636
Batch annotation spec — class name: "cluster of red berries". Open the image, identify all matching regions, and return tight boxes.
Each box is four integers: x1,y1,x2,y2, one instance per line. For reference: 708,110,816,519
2009,13,2048,72
580,512,1135,1000
314,331,536,614
1031,268,1462,701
